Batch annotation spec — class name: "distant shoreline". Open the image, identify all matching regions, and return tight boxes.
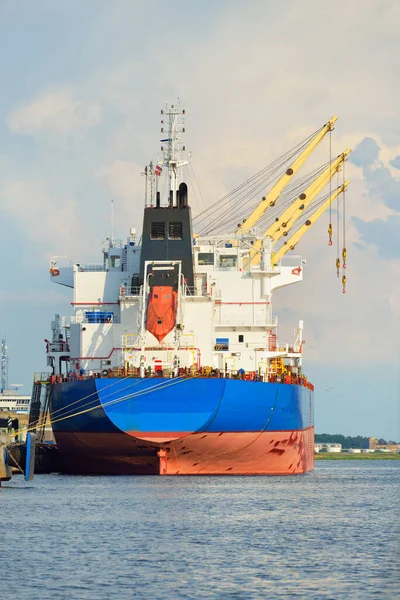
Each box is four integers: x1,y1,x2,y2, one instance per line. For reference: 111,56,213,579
315,453,400,460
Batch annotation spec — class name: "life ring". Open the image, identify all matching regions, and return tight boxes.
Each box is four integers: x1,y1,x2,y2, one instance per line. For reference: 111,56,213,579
291,267,302,276
102,369,109,377
50,268,60,277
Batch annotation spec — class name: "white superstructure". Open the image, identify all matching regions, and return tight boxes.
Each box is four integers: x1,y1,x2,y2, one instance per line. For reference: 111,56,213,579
46,106,349,383
48,238,305,379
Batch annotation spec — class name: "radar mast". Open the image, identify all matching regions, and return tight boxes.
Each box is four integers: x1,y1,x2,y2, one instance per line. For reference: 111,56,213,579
159,102,190,205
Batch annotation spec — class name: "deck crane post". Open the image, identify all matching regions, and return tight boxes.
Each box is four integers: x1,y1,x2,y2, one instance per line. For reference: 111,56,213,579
272,180,350,263
236,116,338,235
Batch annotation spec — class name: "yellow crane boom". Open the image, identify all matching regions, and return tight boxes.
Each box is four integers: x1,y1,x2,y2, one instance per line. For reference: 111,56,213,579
246,148,350,266
236,116,338,234
266,148,351,242
272,180,350,263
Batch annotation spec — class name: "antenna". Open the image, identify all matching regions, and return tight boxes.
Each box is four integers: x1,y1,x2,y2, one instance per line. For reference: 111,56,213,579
142,165,148,207
1,338,9,393
159,102,190,205
111,199,114,247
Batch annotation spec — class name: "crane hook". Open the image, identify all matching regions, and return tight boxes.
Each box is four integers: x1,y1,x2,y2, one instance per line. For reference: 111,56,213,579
342,247,347,269
328,223,333,246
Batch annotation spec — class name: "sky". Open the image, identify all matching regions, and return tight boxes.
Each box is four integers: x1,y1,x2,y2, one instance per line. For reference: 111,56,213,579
0,0,399,440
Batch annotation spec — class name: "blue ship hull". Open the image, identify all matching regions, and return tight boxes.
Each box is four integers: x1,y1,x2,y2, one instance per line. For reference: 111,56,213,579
50,377,314,475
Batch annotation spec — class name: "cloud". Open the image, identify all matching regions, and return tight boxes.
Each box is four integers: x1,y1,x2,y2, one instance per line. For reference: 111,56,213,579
0,179,82,255
97,160,142,203
96,160,146,231
350,137,400,212
347,137,400,261
352,214,400,259
389,156,400,170
350,138,380,167
275,237,398,369
8,89,102,137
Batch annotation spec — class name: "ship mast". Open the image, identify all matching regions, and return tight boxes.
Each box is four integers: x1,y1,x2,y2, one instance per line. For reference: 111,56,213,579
159,102,189,205
1,338,8,393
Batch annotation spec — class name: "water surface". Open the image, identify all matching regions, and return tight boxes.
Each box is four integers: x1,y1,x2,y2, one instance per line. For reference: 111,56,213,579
1,461,398,599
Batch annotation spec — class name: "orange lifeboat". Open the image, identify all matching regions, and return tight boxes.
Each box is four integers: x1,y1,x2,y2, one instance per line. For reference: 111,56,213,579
146,286,178,343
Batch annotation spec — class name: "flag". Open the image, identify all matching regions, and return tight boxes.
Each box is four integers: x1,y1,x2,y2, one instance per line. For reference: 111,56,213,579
154,164,162,176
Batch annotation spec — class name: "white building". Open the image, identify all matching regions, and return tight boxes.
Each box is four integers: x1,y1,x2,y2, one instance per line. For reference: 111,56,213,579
315,443,342,453
0,390,31,413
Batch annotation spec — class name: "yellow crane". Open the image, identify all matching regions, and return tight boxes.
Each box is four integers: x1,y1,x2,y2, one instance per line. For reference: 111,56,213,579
272,180,350,263
266,149,350,242
246,149,350,266
236,116,338,235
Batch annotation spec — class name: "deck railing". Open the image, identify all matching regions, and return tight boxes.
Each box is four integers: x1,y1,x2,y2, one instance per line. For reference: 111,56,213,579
76,264,105,272
50,368,314,390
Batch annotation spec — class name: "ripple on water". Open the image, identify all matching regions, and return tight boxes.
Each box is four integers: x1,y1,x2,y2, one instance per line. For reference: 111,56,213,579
0,461,399,599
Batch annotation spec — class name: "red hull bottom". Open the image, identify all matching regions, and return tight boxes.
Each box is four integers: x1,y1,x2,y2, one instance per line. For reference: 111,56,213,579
53,427,314,475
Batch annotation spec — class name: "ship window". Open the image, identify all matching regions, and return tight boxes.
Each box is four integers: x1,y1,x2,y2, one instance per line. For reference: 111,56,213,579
215,337,229,351
110,256,120,268
151,222,165,239
168,222,183,239
238,335,244,343
198,253,214,266
219,255,237,268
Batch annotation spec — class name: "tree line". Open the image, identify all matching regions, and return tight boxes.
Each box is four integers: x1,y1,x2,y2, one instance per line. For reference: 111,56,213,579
315,434,398,448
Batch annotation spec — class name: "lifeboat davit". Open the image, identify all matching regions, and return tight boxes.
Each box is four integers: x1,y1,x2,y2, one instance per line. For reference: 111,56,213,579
146,286,178,343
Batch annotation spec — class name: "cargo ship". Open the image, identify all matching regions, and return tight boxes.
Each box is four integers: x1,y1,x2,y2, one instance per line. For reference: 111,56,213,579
43,105,350,475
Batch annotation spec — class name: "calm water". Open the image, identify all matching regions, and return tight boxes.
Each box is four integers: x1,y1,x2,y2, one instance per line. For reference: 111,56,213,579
1,461,398,599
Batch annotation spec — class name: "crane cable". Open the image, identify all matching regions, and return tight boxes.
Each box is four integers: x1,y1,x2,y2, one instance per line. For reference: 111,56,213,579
199,162,287,235
254,163,331,235
14,376,195,439
336,169,341,278
200,160,331,237
195,153,296,235
192,135,309,224
274,188,344,254
328,128,333,246
28,374,141,428
193,127,322,232
199,138,317,234
342,159,347,294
